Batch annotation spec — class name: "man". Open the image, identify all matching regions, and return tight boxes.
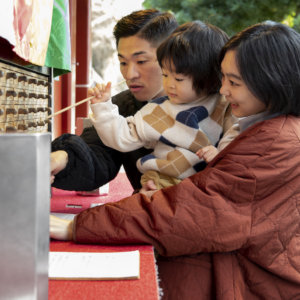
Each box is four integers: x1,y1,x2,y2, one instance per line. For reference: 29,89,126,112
51,9,178,191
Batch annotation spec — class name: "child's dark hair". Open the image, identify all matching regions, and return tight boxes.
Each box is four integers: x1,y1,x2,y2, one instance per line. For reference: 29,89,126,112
219,21,300,116
113,9,178,47
156,21,229,96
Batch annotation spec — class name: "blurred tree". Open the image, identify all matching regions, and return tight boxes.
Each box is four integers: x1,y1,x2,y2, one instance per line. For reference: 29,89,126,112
143,0,300,36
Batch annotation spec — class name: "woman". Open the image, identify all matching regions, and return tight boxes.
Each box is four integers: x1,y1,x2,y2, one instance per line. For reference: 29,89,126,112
51,21,300,299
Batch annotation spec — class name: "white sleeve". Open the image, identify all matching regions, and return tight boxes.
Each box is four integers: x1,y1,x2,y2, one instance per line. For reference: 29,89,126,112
89,100,147,152
218,123,240,151
218,103,240,151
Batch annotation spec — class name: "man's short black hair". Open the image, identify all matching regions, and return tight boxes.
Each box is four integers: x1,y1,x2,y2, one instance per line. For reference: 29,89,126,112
220,22,300,116
113,9,178,48
157,21,229,96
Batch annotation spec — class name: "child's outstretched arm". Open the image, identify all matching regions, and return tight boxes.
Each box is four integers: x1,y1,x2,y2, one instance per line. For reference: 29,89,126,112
196,145,219,163
88,82,112,104
89,81,147,153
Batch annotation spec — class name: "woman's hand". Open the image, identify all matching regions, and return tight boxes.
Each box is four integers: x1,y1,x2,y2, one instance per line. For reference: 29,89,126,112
88,82,112,104
50,215,73,240
139,180,158,198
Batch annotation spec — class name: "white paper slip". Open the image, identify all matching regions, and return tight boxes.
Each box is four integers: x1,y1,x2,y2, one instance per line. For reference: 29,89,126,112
49,250,140,280
51,213,76,220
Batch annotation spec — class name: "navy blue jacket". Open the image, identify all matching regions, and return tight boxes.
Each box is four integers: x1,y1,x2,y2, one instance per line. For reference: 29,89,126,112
51,90,151,191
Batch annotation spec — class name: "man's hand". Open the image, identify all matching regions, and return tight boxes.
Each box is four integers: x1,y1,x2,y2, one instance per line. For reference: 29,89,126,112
50,215,73,240
51,150,68,184
89,82,112,104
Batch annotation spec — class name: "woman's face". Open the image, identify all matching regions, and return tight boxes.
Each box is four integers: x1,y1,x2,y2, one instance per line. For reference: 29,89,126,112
220,50,266,118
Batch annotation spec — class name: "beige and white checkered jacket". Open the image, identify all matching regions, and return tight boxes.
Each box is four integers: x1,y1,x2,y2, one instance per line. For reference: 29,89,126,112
91,94,238,179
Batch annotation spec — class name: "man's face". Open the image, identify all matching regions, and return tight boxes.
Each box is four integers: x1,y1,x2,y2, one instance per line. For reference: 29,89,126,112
117,35,165,101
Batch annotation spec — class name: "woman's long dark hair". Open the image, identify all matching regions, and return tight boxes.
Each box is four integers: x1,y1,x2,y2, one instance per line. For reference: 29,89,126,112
220,21,300,116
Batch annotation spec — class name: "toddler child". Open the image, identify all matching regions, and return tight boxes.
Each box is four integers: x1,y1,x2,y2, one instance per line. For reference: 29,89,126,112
89,21,238,189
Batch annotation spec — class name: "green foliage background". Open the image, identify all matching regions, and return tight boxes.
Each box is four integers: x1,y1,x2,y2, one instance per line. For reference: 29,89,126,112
143,0,300,36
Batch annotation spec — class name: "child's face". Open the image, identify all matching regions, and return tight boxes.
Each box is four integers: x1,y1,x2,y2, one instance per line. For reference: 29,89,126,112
220,50,266,118
161,67,199,104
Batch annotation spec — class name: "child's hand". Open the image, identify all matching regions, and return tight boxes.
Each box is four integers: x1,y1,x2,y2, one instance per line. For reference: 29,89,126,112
196,145,219,163
88,82,112,104
139,180,158,198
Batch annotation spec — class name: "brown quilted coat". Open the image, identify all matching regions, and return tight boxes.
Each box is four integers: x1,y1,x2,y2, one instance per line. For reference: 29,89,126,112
74,115,300,299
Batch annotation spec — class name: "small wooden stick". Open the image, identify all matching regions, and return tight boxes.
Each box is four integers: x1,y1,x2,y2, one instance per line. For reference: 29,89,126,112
47,80,126,119
47,96,94,119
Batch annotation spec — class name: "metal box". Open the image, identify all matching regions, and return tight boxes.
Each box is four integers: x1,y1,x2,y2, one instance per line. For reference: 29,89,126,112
0,133,50,299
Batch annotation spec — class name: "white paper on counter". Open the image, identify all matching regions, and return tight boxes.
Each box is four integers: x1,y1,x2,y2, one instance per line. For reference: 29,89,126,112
49,250,140,280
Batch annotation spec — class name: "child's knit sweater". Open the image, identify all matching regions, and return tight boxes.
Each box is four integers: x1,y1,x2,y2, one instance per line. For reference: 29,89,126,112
90,94,237,179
